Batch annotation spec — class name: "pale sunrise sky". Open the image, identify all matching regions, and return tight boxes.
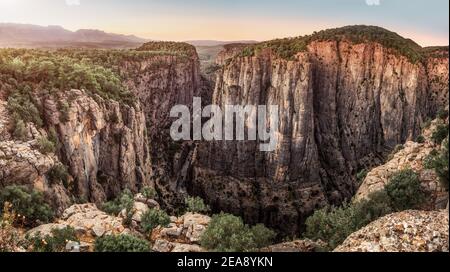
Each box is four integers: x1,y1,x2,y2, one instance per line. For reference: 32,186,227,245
0,0,448,46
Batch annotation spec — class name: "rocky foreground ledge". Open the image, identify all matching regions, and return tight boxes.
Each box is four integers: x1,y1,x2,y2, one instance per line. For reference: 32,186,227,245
334,210,449,252
25,200,212,252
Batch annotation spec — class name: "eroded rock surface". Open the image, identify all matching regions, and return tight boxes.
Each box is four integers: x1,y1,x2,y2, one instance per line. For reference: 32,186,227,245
334,210,449,252
151,212,210,252
355,119,449,209
27,204,129,247
191,38,449,235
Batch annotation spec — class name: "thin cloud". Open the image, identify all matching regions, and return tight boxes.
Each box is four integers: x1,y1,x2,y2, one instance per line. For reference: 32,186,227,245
65,0,81,6
365,0,381,6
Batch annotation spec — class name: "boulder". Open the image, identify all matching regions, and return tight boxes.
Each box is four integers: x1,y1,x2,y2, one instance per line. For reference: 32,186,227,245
151,212,211,252
26,223,68,238
131,202,150,223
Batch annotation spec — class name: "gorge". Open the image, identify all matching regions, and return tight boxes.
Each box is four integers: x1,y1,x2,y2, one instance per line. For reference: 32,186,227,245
0,25,448,237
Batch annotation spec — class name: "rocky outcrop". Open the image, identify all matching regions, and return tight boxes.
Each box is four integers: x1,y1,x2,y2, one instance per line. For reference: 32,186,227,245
334,210,449,252
0,88,151,211
151,212,210,252
215,43,251,65
355,119,449,209
0,140,55,188
42,89,151,204
0,100,72,214
27,204,130,249
425,48,449,115
191,30,449,235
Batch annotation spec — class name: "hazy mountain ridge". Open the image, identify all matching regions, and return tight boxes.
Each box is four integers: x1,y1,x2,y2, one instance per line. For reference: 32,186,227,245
0,23,148,47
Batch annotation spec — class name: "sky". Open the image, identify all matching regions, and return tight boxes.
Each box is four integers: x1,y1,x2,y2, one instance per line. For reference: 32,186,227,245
0,0,448,46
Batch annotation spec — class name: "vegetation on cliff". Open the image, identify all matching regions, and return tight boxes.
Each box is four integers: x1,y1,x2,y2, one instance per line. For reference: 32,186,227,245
425,135,449,191
0,186,54,227
137,41,197,58
239,25,447,63
95,234,151,252
0,41,198,136
304,168,427,250
27,226,78,252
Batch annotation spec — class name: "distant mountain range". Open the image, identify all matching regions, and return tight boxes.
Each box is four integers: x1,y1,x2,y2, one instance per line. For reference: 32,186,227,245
0,23,149,48
0,23,260,49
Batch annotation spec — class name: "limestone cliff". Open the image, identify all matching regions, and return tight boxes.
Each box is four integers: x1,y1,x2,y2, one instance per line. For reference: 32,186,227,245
189,26,449,235
0,42,202,213
122,42,202,210
215,43,252,66
43,89,151,203
0,88,151,212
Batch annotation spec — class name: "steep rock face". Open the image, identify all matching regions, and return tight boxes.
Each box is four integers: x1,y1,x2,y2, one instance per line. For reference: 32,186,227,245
191,40,448,235
192,50,327,235
0,98,72,214
120,45,202,209
42,89,151,204
215,43,251,65
121,54,200,142
426,54,449,115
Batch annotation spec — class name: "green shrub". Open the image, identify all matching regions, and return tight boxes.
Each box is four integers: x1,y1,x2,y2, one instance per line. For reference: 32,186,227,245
385,169,426,211
94,234,150,252
416,135,425,144
431,124,449,145
356,169,368,184
37,137,56,155
185,196,210,214
46,163,70,187
354,190,393,225
27,226,78,252
140,209,170,234
101,189,134,225
140,186,156,200
58,101,70,123
304,191,392,251
200,213,275,252
0,186,54,227
47,127,60,151
425,140,449,191
12,118,28,141
250,224,277,249
7,93,43,128
304,202,359,251
437,109,449,120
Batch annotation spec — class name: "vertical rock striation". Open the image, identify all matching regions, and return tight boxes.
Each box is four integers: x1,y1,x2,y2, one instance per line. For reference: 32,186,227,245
190,33,449,235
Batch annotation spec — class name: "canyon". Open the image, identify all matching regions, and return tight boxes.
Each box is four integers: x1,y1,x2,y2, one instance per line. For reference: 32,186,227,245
0,25,449,237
